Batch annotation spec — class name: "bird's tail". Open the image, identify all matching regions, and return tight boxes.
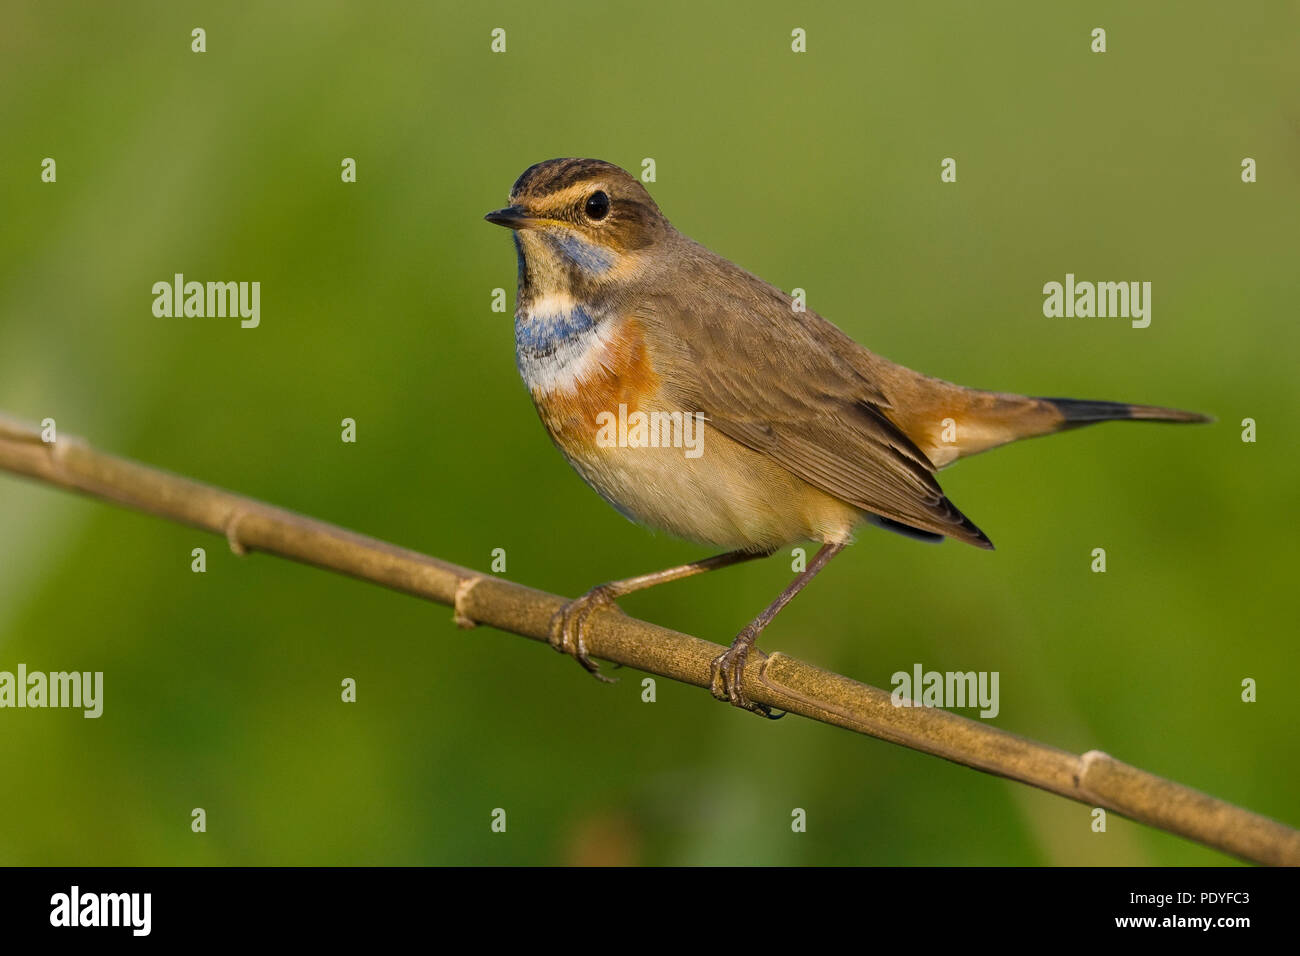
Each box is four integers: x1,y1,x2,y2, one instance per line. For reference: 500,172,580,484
887,377,1212,469
1045,397,1212,427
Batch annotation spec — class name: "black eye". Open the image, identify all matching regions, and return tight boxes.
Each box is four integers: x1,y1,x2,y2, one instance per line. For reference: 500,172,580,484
584,190,610,221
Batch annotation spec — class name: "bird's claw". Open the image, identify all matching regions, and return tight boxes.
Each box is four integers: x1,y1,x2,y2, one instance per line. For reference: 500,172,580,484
709,632,783,719
549,585,620,683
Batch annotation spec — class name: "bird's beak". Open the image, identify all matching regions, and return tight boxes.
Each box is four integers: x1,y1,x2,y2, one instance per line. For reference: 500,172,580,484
484,205,536,230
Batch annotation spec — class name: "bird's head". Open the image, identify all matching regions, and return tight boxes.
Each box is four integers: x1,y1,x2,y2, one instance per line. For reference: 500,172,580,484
485,158,671,303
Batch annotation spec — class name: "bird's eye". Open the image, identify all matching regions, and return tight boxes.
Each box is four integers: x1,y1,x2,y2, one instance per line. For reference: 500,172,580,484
584,190,610,221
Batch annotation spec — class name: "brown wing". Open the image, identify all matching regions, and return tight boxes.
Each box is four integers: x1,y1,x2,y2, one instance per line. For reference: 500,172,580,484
635,253,992,548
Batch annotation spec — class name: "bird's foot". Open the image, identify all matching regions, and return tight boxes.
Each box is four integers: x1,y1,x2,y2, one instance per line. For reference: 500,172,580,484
548,584,621,683
709,627,783,719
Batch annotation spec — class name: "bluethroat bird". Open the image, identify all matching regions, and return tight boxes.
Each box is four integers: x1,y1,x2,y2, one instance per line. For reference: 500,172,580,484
485,158,1209,717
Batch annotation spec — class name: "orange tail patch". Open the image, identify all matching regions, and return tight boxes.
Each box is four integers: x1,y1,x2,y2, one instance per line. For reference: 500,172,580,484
888,379,1209,469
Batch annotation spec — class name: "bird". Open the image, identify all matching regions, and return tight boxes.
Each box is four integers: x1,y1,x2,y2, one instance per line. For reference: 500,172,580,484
484,157,1210,717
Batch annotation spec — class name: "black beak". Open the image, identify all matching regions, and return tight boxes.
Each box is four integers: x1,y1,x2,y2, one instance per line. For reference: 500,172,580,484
484,205,533,229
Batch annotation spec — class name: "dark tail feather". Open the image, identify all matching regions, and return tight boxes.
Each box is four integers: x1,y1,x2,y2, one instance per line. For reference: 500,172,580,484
879,390,1209,549
869,508,995,551
1042,397,1213,427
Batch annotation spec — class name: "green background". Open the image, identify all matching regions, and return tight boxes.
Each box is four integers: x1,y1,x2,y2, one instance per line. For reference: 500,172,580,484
1,1,1296,865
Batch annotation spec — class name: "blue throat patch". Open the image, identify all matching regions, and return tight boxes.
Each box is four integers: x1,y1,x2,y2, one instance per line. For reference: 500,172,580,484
552,232,615,274
515,304,599,357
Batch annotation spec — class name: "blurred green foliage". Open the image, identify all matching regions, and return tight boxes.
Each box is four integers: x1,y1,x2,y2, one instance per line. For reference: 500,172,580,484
1,1,1296,865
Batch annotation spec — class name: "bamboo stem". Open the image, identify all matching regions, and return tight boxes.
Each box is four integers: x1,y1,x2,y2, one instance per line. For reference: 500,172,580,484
1,414,1295,866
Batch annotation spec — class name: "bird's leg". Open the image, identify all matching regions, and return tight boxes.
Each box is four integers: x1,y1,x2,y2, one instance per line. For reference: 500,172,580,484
550,549,773,681
711,541,846,718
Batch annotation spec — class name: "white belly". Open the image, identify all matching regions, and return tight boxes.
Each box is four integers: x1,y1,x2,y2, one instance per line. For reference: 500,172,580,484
555,419,861,552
